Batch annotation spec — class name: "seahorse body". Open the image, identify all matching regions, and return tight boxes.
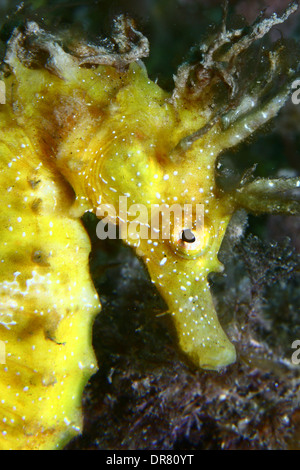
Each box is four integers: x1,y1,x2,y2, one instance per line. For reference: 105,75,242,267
0,5,299,449
0,48,100,449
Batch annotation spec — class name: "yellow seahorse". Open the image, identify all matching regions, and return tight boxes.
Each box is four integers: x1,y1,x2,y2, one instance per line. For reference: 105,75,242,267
0,4,299,449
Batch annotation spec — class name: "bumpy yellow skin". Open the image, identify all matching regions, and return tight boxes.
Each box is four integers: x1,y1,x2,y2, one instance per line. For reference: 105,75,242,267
0,60,100,449
0,13,298,448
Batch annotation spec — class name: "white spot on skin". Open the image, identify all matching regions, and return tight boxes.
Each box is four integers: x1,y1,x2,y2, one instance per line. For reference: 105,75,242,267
160,257,167,266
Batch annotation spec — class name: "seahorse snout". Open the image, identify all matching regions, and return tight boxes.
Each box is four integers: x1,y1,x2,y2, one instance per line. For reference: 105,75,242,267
171,302,237,371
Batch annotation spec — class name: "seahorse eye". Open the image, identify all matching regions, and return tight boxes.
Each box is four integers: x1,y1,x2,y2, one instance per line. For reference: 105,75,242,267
181,228,196,243
169,218,214,259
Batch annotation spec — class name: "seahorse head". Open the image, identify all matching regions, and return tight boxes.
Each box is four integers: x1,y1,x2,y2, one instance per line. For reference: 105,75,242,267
74,0,300,369
56,26,299,370
73,64,238,370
